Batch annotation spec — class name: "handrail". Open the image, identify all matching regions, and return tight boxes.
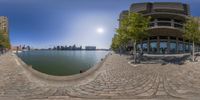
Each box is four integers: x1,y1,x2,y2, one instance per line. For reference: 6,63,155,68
150,21,183,26
149,20,183,29
143,12,189,18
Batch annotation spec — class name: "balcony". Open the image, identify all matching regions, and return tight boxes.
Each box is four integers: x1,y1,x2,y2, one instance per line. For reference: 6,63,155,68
149,19,184,30
143,12,189,21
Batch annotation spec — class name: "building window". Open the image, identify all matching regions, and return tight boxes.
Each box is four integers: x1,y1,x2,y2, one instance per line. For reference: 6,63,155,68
137,43,142,52
198,44,200,52
185,42,189,53
195,44,198,52
142,42,147,53
150,42,157,53
189,43,192,52
178,42,184,53
170,41,177,54
160,41,167,54
149,37,157,54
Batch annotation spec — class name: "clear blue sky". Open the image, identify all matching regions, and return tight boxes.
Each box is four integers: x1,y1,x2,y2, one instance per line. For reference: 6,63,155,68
0,0,200,49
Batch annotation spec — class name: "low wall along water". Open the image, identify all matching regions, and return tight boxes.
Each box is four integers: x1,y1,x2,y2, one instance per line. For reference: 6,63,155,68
15,52,111,81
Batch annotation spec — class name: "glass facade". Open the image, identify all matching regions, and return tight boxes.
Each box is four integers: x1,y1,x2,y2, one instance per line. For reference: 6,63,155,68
185,43,189,53
178,42,184,53
149,37,157,54
142,42,147,53
132,36,200,54
137,43,142,51
170,42,177,54
135,36,200,54
190,43,192,52
150,41,157,54
160,41,167,54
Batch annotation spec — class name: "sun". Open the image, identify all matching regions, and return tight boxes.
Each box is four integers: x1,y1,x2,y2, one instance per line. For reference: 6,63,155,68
96,27,104,34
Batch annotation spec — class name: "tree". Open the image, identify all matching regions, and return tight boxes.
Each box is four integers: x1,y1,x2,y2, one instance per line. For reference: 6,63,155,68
0,32,3,49
0,31,4,48
111,34,120,51
184,17,200,62
116,12,150,63
116,21,131,53
0,31,10,49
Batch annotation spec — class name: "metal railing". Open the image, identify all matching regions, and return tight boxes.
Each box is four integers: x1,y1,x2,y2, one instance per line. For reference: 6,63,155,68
149,20,183,29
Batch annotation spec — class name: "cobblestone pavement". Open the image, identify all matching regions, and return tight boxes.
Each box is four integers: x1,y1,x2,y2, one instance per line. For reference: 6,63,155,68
1,53,200,100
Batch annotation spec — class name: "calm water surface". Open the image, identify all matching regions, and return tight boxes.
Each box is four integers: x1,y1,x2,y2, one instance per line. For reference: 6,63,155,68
17,50,109,76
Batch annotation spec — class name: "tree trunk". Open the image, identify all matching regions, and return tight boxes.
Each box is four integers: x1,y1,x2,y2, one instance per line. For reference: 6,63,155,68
124,43,127,53
133,40,137,64
140,40,143,54
122,43,125,53
119,45,122,56
193,41,195,62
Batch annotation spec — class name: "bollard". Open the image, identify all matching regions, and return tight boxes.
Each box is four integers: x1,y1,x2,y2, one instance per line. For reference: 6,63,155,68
80,70,83,73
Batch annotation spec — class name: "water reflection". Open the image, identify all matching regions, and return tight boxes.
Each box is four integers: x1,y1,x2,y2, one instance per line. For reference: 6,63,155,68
17,50,108,76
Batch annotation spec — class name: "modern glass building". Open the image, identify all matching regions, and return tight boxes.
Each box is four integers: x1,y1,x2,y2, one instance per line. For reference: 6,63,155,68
119,2,200,54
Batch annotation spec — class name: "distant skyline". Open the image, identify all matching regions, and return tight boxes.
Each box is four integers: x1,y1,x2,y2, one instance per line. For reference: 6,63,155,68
0,0,200,49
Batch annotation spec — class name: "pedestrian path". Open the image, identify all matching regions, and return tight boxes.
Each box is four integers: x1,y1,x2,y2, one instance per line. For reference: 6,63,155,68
67,54,200,99
1,53,200,100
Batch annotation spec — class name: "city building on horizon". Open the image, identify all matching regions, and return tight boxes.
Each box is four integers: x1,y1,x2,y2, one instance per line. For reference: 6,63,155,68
51,44,82,50
85,46,96,50
51,45,97,51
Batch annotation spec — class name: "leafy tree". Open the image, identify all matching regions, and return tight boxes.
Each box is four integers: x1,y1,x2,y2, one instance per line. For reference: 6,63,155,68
0,32,3,41
116,17,131,53
111,34,120,51
0,31,10,49
116,12,150,63
0,31,4,47
184,17,200,62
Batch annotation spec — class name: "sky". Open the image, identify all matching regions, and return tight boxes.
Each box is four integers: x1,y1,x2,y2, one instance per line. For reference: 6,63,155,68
0,0,200,49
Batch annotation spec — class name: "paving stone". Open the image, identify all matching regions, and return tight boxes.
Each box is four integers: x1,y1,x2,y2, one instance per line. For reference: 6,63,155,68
2,53,200,99
156,91,167,96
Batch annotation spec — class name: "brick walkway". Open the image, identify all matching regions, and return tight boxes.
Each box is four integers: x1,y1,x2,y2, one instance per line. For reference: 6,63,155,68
1,53,200,100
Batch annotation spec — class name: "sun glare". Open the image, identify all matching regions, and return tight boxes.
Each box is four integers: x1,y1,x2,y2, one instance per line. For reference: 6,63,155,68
96,27,104,34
